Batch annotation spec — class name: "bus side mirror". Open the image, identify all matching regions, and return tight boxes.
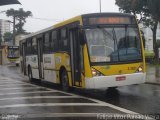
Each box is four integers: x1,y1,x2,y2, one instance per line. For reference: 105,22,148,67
79,31,86,45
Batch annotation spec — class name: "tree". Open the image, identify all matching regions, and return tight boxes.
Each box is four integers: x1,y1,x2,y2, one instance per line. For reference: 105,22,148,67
6,8,32,34
145,0,160,62
115,0,160,63
3,32,13,42
115,0,146,16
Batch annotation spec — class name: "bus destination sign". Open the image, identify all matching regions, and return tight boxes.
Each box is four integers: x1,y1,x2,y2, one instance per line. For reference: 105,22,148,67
85,17,135,25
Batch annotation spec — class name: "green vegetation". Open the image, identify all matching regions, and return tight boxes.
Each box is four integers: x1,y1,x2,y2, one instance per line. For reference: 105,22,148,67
6,8,32,35
3,32,13,42
115,0,160,63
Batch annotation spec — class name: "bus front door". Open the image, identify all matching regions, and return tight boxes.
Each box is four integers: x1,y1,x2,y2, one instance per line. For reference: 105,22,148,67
69,28,82,87
37,37,44,79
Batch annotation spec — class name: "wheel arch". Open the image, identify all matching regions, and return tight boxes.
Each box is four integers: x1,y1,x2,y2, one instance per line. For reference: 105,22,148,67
59,66,67,84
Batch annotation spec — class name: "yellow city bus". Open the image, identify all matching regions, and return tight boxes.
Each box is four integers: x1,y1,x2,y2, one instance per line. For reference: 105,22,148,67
7,46,20,66
20,13,146,90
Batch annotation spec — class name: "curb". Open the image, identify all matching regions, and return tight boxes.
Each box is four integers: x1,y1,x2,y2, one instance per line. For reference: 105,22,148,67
145,82,160,85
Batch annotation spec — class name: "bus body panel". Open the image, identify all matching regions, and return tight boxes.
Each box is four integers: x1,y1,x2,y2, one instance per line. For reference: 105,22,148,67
7,46,20,65
54,52,72,85
19,13,146,89
43,54,57,83
92,62,144,76
26,55,39,79
85,73,146,89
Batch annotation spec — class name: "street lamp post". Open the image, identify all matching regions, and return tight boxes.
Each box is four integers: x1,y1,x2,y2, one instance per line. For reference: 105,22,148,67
7,19,16,46
13,16,16,45
7,16,16,46
99,0,102,13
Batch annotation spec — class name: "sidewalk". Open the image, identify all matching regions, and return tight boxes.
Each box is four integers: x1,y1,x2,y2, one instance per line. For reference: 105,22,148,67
146,64,160,85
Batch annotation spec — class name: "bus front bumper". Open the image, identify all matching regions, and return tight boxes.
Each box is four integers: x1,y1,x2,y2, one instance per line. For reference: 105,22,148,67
85,73,146,89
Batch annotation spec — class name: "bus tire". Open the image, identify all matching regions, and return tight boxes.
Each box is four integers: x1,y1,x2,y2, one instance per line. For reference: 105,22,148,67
108,87,117,90
28,67,33,82
61,70,69,91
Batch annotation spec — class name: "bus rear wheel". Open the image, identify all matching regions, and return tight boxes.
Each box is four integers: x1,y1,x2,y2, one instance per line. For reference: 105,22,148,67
61,70,69,91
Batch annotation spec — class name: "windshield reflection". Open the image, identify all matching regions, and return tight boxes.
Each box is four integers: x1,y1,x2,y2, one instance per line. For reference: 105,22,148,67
85,26,142,63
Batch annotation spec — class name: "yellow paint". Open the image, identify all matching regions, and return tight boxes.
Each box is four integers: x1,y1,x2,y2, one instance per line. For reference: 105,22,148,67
93,62,143,76
135,16,146,73
54,16,83,28
83,44,92,78
8,58,19,62
81,73,85,88
51,15,146,89
54,52,72,85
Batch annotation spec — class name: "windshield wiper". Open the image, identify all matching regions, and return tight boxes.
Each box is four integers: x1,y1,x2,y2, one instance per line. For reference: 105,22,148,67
96,25,114,41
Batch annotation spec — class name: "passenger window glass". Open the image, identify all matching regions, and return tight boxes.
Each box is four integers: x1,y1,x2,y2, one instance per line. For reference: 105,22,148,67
60,28,68,49
44,33,50,52
32,37,37,54
61,28,67,39
51,31,57,51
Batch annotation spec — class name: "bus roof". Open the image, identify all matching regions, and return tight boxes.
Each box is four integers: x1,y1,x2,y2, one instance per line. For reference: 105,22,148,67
82,12,134,18
21,12,134,42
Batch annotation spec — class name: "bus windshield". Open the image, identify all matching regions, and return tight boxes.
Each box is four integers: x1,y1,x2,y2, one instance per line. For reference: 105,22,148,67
8,48,19,58
85,25,142,63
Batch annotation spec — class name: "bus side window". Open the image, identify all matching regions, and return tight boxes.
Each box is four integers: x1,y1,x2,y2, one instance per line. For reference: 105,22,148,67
26,39,32,55
60,28,69,51
51,30,57,52
32,37,37,54
44,32,50,53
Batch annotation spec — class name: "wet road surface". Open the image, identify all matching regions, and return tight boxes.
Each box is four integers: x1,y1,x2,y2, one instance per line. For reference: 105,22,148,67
0,65,144,120
0,65,159,120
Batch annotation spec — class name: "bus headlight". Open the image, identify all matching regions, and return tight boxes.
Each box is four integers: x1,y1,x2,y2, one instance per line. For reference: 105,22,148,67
136,66,143,72
91,68,103,76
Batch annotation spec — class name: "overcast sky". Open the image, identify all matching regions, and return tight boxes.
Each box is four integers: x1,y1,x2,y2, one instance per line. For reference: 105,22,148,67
0,0,119,32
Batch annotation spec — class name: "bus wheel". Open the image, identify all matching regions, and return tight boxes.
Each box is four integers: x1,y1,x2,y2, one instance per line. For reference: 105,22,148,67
108,87,118,90
61,70,69,91
28,67,33,82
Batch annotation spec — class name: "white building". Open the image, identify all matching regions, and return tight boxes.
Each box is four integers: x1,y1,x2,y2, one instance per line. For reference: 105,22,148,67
0,19,10,42
140,23,160,51
15,34,26,46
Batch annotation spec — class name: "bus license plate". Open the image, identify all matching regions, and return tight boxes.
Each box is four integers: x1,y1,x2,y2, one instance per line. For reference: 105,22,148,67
116,76,126,81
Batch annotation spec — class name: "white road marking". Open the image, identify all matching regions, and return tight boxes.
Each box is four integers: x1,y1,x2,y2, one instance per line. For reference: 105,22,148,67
0,82,25,85
0,78,10,80
38,87,155,120
0,79,20,82
0,103,118,108
0,91,58,96
22,113,102,118
0,96,81,101
0,103,155,120
21,113,154,120
0,83,34,87
0,77,155,120
0,87,43,90
153,90,160,91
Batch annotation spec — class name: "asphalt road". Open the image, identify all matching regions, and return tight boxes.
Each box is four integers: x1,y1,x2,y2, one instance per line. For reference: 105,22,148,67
0,65,159,120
